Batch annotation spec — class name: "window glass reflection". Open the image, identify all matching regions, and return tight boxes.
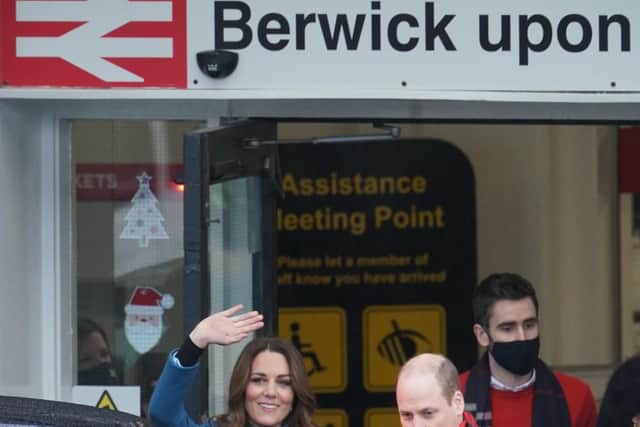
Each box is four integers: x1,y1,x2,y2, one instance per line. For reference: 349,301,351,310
73,120,202,418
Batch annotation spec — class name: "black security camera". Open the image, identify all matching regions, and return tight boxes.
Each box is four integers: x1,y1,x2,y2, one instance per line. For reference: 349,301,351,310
196,50,238,79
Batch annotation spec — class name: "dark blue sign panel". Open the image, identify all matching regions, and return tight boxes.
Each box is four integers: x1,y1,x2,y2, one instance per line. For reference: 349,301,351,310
276,140,476,427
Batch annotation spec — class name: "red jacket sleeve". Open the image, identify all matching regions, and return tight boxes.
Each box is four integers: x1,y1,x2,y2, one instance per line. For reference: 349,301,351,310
459,370,470,392
555,372,597,427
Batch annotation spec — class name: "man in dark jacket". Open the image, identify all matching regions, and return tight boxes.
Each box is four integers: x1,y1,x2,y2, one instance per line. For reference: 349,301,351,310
396,353,478,427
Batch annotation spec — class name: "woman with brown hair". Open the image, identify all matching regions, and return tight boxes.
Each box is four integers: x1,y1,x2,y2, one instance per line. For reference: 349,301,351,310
149,305,317,427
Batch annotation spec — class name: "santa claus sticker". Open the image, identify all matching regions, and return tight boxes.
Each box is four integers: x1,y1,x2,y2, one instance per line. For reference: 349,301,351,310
125,286,174,354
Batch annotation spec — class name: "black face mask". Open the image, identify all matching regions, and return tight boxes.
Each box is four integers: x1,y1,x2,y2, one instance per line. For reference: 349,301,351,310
489,336,540,376
78,362,120,385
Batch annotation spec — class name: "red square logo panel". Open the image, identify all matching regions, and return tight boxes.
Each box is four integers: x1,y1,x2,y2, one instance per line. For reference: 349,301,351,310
1,0,187,88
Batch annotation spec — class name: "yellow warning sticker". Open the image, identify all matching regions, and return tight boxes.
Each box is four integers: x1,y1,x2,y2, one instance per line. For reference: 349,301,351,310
363,304,446,392
96,390,118,411
364,408,401,427
314,408,349,427
279,307,347,393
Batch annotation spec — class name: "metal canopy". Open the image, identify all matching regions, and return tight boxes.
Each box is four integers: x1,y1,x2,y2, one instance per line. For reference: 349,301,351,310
4,96,640,123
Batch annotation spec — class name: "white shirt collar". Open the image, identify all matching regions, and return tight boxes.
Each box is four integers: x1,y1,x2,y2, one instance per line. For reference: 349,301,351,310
490,369,536,392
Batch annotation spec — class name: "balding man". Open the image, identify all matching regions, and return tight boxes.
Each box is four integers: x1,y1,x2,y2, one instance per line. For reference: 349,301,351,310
396,353,478,427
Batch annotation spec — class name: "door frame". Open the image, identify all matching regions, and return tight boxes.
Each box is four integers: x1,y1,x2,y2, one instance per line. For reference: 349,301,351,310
182,119,279,417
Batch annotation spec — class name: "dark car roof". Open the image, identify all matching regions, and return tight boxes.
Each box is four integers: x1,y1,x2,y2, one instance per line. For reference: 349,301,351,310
0,395,143,427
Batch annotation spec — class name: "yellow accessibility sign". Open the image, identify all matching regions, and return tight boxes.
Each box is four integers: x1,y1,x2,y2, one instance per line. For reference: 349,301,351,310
363,304,446,392
314,409,348,427
365,408,400,427
96,390,118,411
279,307,347,393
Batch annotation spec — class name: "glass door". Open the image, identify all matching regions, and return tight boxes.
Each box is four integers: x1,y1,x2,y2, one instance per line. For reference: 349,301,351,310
181,119,278,418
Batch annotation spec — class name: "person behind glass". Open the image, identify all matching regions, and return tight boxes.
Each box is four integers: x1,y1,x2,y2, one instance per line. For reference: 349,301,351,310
77,317,121,385
396,353,478,427
459,273,596,427
596,353,640,427
149,304,317,427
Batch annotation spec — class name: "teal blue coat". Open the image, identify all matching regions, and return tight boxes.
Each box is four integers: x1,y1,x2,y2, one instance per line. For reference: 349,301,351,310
149,351,215,427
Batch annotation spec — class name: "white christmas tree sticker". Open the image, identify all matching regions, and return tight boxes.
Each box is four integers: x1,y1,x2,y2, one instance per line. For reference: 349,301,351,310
120,171,169,248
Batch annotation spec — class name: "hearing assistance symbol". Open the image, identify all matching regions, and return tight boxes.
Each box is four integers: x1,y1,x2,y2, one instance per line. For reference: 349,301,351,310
363,304,446,391
96,390,117,411
279,307,347,393
291,322,327,376
377,319,432,366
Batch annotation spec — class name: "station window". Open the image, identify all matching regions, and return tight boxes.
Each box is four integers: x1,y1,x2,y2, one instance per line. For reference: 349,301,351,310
72,120,202,417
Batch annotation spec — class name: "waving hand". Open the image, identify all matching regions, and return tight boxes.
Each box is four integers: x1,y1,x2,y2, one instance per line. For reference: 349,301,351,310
189,304,264,349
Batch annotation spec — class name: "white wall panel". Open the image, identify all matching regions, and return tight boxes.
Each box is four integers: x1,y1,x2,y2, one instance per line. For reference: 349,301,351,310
0,103,45,397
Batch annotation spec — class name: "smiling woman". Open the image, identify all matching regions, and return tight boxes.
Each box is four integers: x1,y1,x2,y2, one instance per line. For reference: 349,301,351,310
148,305,317,427
244,352,294,425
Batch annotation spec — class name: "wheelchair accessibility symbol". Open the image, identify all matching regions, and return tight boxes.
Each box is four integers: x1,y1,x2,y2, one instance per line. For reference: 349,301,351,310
279,307,347,393
363,304,446,391
291,321,328,376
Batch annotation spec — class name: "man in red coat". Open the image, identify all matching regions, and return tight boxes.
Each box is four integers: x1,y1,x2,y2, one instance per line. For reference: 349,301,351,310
459,273,596,427
397,353,478,427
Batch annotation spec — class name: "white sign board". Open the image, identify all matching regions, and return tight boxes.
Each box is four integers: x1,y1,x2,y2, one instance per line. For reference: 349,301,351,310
187,0,639,92
72,386,141,416
4,0,640,95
